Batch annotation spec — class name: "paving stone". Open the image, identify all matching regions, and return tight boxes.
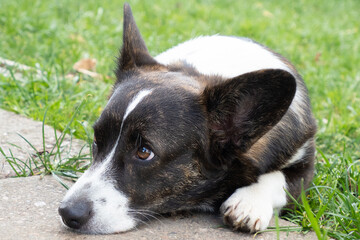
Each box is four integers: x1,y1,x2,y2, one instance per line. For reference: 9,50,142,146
0,109,89,178
0,176,316,240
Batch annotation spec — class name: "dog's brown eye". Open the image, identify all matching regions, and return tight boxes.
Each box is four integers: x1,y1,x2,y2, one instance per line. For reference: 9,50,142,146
137,146,154,161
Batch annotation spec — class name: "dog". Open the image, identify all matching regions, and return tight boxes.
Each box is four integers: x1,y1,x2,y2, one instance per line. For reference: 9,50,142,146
58,3,316,234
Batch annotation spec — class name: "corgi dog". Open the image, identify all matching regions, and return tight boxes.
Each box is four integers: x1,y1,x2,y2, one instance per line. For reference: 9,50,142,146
59,3,316,234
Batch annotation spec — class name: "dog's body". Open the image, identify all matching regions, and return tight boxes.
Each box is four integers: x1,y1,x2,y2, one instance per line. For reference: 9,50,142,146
59,4,316,234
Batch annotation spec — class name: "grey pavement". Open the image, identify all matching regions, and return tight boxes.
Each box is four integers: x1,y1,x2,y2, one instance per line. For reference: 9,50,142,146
0,109,88,178
0,109,316,239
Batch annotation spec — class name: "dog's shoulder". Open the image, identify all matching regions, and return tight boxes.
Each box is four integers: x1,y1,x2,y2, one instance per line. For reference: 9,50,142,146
155,35,291,78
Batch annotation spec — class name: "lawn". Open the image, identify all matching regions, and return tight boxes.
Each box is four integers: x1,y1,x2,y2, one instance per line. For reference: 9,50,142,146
0,0,359,239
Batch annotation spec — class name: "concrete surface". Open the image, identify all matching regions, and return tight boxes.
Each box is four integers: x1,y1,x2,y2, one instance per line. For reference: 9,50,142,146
0,109,89,178
0,109,316,239
0,176,315,240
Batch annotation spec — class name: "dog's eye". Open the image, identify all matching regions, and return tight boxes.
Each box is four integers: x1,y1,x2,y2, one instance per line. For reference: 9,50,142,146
93,135,97,146
137,146,154,161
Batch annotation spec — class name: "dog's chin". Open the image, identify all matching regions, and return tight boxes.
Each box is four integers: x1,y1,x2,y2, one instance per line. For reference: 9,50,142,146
58,207,137,235
60,216,137,235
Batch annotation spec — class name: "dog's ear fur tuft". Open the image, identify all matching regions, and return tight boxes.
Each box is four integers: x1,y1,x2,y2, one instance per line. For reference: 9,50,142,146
116,3,159,75
202,69,296,170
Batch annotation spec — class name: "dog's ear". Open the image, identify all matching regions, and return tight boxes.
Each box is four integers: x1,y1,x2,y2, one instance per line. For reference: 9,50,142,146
202,69,296,169
117,3,158,73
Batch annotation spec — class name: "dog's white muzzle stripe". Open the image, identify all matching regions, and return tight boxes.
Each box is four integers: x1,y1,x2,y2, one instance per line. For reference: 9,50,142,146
60,89,153,233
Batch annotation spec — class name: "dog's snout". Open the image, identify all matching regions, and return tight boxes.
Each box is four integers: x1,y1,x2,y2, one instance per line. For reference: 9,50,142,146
58,201,93,230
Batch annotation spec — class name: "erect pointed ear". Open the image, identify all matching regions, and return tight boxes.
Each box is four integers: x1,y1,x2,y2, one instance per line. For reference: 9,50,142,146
117,3,158,72
202,69,296,169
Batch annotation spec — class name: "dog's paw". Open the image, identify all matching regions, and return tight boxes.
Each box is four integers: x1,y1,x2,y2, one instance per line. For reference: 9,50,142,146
220,187,273,233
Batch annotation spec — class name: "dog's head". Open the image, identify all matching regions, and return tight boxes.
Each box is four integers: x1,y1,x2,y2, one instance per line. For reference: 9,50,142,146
58,3,296,234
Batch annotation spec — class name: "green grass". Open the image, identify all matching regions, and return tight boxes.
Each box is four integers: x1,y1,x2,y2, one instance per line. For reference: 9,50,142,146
0,0,359,239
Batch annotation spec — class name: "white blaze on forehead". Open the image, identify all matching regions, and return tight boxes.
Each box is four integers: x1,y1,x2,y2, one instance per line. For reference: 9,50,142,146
102,88,154,168
123,89,153,121
61,89,153,234
78,88,154,184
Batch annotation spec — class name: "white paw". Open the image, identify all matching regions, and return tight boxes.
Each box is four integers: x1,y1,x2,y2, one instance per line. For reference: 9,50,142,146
220,186,274,233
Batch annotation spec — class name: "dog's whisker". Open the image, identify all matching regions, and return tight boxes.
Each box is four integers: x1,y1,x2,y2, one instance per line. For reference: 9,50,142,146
129,209,164,225
129,210,151,220
133,216,152,228
133,209,163,217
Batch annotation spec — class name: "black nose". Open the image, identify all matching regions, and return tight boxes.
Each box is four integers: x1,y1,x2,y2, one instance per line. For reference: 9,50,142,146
58,201,93,229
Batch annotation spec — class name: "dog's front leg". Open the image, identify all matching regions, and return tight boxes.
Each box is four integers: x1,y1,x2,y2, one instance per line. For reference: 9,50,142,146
220,171,287,232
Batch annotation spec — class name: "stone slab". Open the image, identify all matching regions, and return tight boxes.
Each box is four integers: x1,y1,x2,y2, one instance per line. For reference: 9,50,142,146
0,109,89,178
0,176,315,240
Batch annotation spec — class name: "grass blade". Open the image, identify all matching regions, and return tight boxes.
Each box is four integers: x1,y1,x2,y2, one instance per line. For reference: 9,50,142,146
301,184,324,240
